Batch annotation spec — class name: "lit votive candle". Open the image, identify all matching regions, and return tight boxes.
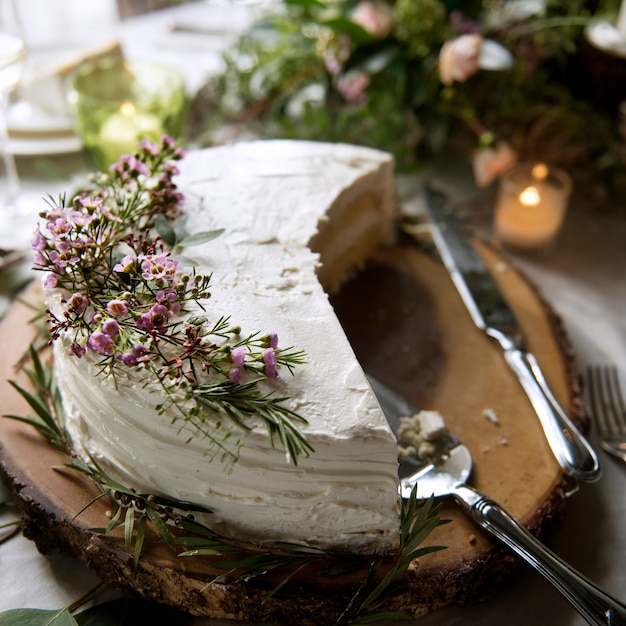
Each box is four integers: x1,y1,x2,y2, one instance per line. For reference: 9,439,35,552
69,58,187,171
493,163,572,252
99,101,163,166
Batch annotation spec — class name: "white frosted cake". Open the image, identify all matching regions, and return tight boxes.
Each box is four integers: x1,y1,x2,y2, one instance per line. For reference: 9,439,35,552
43,140,401,554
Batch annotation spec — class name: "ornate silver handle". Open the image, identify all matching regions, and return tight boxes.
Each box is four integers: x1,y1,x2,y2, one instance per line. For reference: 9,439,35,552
453,483,626,626
487,328,601,483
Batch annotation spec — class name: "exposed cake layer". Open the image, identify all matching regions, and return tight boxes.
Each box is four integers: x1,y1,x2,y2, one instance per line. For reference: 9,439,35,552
56,140,400,554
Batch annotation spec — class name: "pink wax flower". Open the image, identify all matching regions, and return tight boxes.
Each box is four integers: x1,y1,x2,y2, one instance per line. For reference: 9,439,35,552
324,34,351,75
229,367,242,384
141,254,180,283
68,293,89,315
114,254,135,273
139,139,159,157
438,34,482,86
336,71,371,105
102,318,120,338
68,342,86,358
44,274,58,289
263,347,278,379
352,0,393,39
88,331,115,356
122,352,138,366
31,226,46,252
107,299,129,318
231,347,246,366
137,303,171,333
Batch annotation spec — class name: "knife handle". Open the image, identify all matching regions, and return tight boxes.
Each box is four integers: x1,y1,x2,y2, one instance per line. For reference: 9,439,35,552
453,483,626,626
487,329,601,482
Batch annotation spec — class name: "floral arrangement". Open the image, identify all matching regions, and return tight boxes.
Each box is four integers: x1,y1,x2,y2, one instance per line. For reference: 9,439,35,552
31,136,311,468
196,0,625,196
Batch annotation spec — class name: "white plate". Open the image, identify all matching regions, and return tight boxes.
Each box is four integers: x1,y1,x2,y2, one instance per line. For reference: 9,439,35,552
6,100,83,156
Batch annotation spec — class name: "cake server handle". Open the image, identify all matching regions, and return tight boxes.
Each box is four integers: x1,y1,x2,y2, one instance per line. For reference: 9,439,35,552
453,483,626,626
486,328,601,483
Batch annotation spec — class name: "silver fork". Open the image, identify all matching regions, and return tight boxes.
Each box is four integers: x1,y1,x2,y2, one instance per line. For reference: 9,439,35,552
586,365,626,464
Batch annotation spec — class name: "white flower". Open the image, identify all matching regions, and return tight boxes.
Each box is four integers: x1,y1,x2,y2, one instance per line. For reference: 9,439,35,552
438,34,483,86
479,39,514,71
351,1,393,39
473,141,518,187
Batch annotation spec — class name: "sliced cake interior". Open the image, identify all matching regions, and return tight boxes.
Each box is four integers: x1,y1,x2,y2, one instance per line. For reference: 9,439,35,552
49,140,401,554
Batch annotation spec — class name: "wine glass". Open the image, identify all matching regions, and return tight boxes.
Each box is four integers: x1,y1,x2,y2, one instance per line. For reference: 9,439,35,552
0,2,34,252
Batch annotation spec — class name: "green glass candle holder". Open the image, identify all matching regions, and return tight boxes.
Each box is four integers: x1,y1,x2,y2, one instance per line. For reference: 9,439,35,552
69,58,187,171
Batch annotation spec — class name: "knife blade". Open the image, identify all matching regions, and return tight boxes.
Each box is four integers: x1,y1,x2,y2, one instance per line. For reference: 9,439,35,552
423,186,600,483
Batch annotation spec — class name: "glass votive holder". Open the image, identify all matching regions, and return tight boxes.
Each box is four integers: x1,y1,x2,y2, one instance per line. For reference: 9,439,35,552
68,58,187,170
493,162,572,253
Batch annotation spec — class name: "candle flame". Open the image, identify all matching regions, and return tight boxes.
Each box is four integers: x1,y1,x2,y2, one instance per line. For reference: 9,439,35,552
520,186,541,207
119,101,136,118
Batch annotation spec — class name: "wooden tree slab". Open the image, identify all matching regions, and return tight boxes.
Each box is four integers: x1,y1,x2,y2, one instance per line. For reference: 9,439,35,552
0,240,585,624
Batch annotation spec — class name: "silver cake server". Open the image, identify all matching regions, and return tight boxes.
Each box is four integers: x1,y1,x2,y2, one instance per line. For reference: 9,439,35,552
423,187,600,483
367,375,626,626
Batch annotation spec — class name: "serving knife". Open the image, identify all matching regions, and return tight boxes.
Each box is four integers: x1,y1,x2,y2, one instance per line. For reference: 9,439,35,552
423,187,601,483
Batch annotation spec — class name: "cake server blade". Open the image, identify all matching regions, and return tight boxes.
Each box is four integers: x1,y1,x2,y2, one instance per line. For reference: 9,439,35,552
423,186,600,483
367,375,626,626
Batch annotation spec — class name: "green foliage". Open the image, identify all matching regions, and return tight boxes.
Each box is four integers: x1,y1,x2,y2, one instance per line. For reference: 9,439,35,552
0,609,77,626
197,0,618,177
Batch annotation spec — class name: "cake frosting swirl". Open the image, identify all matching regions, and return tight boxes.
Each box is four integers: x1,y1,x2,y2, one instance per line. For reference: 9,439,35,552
47,140,401,554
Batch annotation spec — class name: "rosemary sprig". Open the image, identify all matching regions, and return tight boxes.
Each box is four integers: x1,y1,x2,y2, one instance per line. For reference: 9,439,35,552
193,379,314,464
5,345,69,451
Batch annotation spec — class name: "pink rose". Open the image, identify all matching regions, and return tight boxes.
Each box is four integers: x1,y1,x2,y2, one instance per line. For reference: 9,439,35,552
336,71,371,104
472,141,518,187
352,1,393,39
438,34,482,86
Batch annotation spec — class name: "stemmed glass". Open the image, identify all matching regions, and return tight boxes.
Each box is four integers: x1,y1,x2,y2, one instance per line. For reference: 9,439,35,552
0,1,32,251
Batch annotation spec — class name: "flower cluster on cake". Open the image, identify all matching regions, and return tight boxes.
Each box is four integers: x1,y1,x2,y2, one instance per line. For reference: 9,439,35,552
34,138,311,470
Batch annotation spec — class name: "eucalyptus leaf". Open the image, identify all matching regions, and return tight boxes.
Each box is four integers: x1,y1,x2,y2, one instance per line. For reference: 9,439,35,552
173,214,189,241
153,213,177,247
320,16,375,44
0,608,77,626
178,228,224,248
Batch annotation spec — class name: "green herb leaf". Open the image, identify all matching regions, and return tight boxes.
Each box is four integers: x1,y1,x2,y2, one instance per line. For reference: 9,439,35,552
0,608,78,625
133,516,147,566
194,379,313,465
123,507,135,551
153,213,177,247
177,228,224,248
